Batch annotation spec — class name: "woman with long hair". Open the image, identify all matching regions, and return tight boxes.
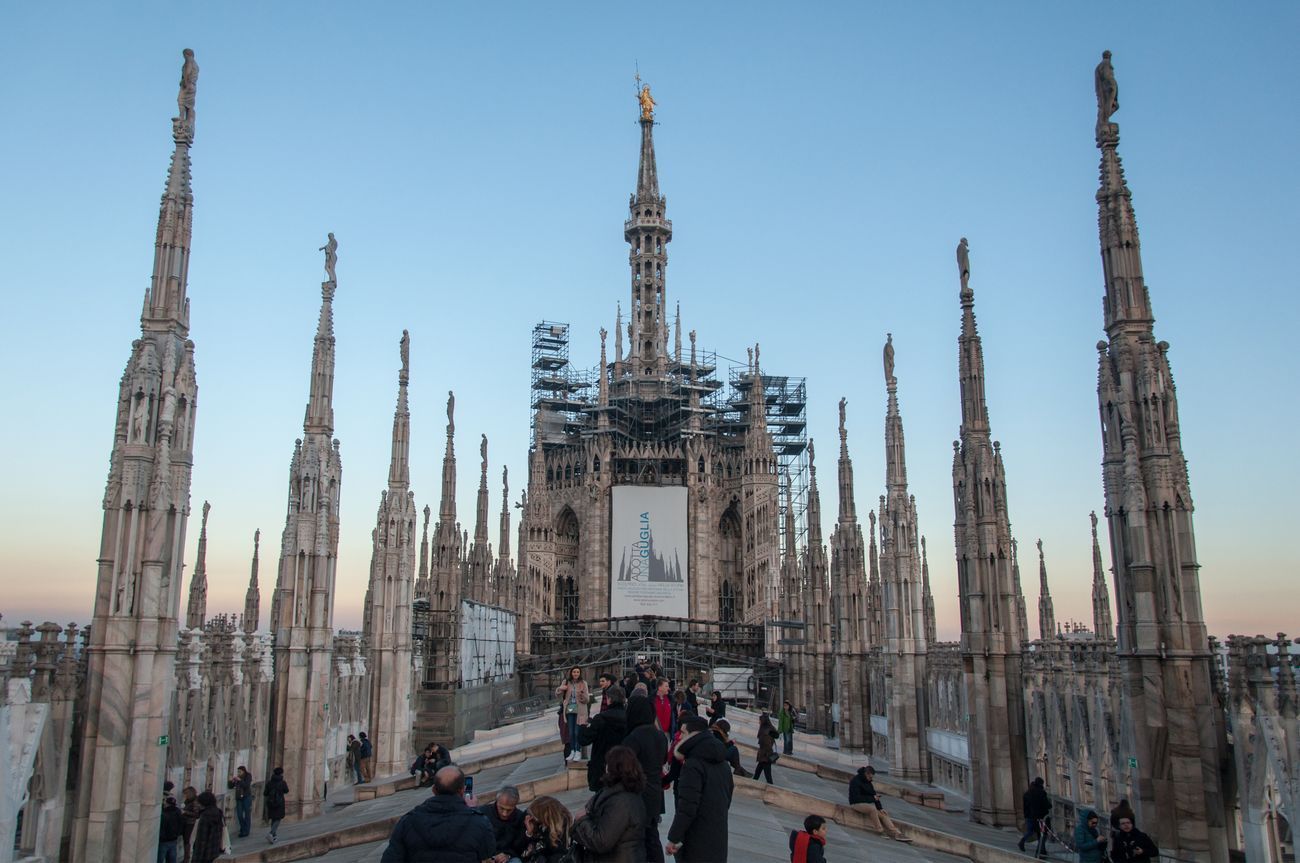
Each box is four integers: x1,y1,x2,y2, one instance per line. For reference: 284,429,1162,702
572,745,648,862
705,690,726,722
521,795,574,863
755,711,780,784
556,665,591,761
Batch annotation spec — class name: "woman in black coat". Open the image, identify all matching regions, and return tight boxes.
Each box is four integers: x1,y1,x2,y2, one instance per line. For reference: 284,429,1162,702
263,766,289,843
572,746,648,863
705,691,726,723
580,686,629,792
189,791,226,863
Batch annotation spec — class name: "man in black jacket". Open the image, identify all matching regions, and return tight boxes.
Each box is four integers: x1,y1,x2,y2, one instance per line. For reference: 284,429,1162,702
158,796,185,863
476,786,528,863
847,766,910,842
622,694,669,863
666,715,734,863
380,766,496,863
1018,777,1052,855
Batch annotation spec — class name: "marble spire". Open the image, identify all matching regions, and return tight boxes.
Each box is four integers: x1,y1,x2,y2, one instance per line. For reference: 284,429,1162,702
185,501,210,629
242,528,260,634
498,466,512,565
921,536,937,645
951,237,1028,827
73,49,201,863
475,435,490,546
432,390,461,613
877,338,929,781
1089,512,1113,639
1036,539,1056,641
1092,52,1228,857
267,236,344,820
1010,538,1030,645
364,330,416,777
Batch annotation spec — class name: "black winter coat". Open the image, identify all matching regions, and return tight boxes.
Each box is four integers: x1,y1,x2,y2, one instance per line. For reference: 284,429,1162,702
476,801,529,857
666,732,734,863
622,701,669,820
581,705,628,792
1023,784,1051,821
1111,827,1159,861
189,805,226,863
159,803,185,843
572,786,647,863
848,769,881,808
263,775,289,821
380,793,496,863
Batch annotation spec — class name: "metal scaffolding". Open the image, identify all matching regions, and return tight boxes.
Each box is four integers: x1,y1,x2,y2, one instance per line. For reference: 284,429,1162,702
726,368,810,556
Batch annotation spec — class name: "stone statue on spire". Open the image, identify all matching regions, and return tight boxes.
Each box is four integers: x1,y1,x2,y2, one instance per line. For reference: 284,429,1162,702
838,397,848,443
320,233,338,284
399,329,410,376
174,49,198,140
446,390,455,435
957,237,971,292
1095,50,1119,127
883,333,895,384
480,433,488,467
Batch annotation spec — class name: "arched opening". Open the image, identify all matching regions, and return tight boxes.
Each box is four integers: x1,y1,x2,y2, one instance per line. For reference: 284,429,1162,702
719,506,742,624
720,580,736,625
555,508,580,622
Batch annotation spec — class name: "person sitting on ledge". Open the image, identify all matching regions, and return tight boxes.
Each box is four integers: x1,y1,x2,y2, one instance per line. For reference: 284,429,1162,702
848,765,911,842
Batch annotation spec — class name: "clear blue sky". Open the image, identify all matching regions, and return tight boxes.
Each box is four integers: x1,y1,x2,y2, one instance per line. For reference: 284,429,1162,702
2,2,1296,638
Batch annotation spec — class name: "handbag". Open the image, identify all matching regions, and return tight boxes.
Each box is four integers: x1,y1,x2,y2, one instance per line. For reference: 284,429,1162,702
770,752,781,764
220,822,233,854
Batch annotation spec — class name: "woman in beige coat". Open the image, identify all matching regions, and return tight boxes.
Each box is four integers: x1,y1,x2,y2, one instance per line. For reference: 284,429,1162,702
557,666,591,761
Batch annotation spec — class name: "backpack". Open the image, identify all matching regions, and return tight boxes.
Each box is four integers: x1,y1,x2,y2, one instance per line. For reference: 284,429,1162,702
360,738,373,758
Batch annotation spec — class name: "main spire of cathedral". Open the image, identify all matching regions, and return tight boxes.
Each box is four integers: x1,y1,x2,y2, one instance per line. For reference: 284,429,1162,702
624,82,672,375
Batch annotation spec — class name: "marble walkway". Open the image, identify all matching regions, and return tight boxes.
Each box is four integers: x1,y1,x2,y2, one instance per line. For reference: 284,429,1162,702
227,711,1071,862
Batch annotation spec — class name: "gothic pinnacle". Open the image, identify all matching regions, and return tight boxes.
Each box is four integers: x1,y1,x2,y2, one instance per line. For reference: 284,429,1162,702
303,235,339,437
185,500,210,630
243,527,261,633
1037,538,1056,640
144,49,199,335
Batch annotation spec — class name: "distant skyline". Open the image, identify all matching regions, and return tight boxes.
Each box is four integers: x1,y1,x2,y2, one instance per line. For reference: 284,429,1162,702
1,3,1297,638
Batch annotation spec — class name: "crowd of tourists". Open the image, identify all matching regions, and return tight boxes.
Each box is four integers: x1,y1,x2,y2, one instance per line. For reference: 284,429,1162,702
1018,777,1161,861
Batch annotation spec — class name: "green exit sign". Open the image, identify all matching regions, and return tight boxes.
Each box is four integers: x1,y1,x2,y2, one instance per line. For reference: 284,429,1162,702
158,735,170,746
1128,757,1138,769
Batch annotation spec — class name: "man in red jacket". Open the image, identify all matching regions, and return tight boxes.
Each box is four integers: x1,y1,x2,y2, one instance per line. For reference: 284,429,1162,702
789,814,828,863
652,678,674,737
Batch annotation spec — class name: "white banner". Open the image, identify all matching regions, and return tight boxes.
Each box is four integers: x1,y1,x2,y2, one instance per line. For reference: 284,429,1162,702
459,600,516,687
610,486,688,617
